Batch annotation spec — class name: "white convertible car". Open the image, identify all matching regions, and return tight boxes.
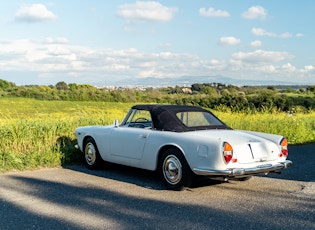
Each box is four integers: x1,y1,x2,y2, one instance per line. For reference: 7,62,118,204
75,104,292,190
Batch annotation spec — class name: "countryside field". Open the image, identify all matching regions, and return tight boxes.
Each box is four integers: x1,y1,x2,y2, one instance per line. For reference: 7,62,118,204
1,97,315,172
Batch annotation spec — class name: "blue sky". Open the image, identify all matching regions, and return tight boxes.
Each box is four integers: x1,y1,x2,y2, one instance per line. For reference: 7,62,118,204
0,1,314,86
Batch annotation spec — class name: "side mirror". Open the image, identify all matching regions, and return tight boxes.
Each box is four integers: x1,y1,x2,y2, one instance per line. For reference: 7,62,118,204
114,120,119,127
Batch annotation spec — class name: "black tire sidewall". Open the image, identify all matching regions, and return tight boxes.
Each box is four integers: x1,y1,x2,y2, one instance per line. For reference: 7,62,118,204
159,148,193,190
84,137,102,170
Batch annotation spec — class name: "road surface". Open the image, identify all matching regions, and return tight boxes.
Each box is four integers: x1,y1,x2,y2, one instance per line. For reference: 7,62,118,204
0,144,314,229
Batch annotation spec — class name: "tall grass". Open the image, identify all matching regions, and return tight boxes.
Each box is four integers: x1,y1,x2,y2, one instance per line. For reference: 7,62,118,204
0,98,131,172
0,97,314,172
215,111,315,144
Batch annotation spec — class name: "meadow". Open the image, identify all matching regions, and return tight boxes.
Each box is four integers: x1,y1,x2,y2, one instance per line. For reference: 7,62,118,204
1,97,315,172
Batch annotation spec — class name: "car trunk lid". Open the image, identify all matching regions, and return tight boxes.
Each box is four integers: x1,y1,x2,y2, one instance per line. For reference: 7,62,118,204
192,130,280,164
234,141,279,164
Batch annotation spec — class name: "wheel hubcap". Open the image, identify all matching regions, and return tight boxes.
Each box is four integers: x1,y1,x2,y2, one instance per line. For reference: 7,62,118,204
163,155,182,185
85,143,96,165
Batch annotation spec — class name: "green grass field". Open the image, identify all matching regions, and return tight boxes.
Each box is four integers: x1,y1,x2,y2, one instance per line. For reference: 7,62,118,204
1,97,314,172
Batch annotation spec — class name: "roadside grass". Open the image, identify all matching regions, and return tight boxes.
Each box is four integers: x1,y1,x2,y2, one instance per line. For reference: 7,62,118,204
215,111,315,144
0,98,131,172
1,97,314,172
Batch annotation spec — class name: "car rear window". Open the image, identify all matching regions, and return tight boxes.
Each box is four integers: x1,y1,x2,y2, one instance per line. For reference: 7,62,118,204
176,111,223,127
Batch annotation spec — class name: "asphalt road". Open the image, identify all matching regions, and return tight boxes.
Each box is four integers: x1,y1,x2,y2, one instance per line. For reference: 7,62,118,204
0,144,314,230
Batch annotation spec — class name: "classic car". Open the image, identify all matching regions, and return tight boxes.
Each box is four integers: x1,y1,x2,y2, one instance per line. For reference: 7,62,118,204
75,104,292,190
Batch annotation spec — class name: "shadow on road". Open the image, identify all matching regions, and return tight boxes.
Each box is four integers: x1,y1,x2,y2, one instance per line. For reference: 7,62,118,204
265,143,315,182
1,173,314,230
1,143,314,229
67,142,315,191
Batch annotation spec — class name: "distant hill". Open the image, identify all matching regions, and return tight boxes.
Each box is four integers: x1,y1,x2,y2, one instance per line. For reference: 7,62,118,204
95,75,301,87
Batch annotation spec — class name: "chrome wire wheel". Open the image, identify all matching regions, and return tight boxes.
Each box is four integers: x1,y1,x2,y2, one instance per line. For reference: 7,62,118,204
162,154,182,185
85,142,97,166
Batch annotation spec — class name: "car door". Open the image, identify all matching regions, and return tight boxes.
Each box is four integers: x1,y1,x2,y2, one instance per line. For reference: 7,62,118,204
110,127,150,160
110,109,152,160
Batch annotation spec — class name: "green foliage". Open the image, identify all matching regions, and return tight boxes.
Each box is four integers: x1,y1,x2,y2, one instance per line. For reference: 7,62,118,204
0,79,15,90
1,79,315,112
216,110,315,144
307,85,315,93
0,98,131,172
55,81,68,90
1,97,315,172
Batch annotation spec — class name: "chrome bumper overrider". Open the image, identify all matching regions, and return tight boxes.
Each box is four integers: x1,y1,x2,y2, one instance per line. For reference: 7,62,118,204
193,160,293,177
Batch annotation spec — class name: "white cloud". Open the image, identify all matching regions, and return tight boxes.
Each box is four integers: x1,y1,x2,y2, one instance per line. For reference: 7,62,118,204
15,4,57,22
43,37,69,44
231,50,292,65
116,1,177,23
282,63,296,72
199,7,230,17
218,37,240,46
0,38,230,83
252,28,292,38
229,50,301,80
1,39,312,85
279,32,292,38
296,33,304,37
242,6,267,20
0,39,91,72
250,40,262,47
301,65,314,73
252,28,272,36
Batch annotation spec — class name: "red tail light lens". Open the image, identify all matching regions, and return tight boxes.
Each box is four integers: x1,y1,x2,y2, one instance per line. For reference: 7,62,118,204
223,142,233,164
280,138,288,157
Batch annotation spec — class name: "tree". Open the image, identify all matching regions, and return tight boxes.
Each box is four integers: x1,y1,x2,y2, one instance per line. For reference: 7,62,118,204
56,81,68,90
307,85,315,93
0,79,14,90
68,83,78,90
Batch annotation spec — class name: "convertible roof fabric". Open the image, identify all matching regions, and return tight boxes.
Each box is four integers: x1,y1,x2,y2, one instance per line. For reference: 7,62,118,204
131,104,231,132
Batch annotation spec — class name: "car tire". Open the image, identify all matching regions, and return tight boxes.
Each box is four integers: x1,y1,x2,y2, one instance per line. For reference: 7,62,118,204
159,148,194,191
84,137,102,170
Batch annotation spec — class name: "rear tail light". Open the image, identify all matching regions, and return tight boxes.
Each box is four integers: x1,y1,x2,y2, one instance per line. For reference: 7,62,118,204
279,138,288,157
223,142,233,164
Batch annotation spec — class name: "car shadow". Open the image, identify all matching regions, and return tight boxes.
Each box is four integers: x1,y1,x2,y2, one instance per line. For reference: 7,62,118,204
64,142,315,191
65,163,225,191
66,163,166,190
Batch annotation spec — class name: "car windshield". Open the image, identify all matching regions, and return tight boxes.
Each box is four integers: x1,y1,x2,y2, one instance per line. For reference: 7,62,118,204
121,109,152,129
176,111,223,127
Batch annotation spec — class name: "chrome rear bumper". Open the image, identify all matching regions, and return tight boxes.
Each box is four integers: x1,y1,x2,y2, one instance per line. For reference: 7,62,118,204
193,160,292,177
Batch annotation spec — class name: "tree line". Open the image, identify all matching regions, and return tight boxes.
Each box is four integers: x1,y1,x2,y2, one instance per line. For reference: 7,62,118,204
1,79,315,113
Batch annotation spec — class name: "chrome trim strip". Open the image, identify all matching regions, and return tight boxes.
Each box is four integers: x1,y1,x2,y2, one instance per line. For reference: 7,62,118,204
193,160,292,177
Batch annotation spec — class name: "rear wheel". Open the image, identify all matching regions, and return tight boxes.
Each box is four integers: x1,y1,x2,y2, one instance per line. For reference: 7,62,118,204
159,148,194,191
84,138,102,170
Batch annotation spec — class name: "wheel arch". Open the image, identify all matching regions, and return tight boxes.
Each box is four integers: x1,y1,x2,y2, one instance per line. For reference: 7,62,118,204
82,135,103,169
156,144,189,170
157,144,194,190
82,135,95,149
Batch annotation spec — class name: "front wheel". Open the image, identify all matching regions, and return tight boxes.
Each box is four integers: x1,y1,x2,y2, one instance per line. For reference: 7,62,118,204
84,137,102,170
159,148,194,191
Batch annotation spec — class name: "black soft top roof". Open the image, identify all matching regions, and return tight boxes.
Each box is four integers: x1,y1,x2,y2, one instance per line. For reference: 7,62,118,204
131,104,231,132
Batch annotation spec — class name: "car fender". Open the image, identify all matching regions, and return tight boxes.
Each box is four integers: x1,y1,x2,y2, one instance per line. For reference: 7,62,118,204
141,131,223,172
75,126,113,158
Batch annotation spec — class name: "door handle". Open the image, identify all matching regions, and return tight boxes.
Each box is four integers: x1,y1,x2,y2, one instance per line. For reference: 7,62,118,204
140,134,148,138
